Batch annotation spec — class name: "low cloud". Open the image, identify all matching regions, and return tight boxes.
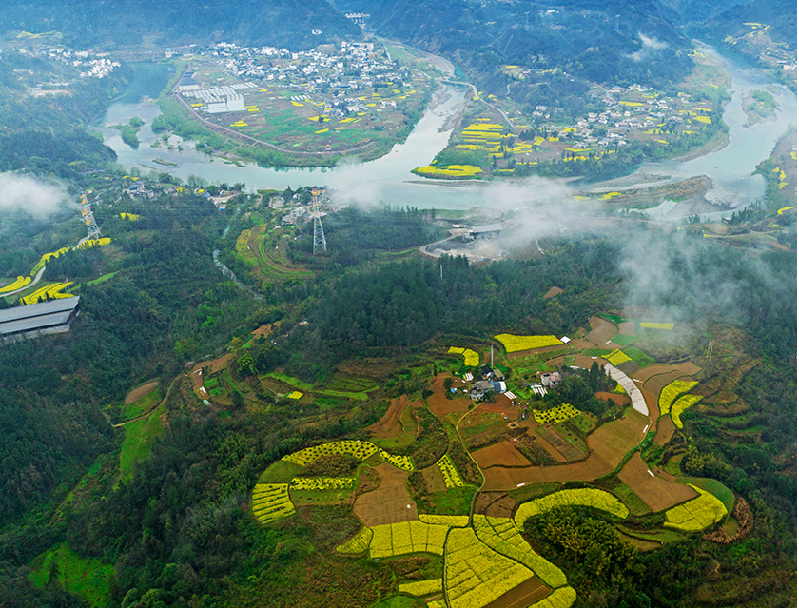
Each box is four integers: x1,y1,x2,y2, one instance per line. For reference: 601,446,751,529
0,173,70,218
629,33,669,61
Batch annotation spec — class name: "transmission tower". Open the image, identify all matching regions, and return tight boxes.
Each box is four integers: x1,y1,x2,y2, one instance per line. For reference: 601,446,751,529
79,192,101,240
311,188,326,255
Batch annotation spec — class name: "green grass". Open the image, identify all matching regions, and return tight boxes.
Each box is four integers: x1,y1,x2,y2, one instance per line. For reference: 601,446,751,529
425,485,477,515
611,334,637,346
599,313,626,324
623,346,655,368
265,371,373,401
676,477,735,512
615,524,687,544
28,542,115,607
290,487,353,504
86,271,120,286
258,459,304,484
118,404,166,480
122,387,163,421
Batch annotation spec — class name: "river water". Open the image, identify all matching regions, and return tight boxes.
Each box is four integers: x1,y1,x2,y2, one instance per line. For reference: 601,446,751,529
97,46,795,214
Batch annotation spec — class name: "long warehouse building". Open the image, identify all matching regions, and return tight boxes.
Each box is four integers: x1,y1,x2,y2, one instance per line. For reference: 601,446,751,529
0,296,80,341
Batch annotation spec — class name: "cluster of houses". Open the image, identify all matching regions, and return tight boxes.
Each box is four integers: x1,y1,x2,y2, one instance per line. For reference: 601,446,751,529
194,41,412,100
457,364,563,403
536,87,714,150
25,47,121,79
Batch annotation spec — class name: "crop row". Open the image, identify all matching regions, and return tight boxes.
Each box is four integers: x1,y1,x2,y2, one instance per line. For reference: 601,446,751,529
0,276,31,293
495,334,562,353
472,515,567,589
533,403,580,425
602,348,631,366
658,380,698,417
21,282,75,305
664,485,727,532
448,346,478,367
398,579,442,597
336,526,373,555
419,514,469,527
289,477,355,491
515,488,630,526
414,164,483,178
282,440,379,465
436,455,464,488
671,394,702,428
379,449,414,471
531,586,577,608
445,526,536,608
251,483,296,524
369,520,450,558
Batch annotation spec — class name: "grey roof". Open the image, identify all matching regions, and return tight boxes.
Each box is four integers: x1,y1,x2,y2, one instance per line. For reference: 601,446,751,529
470,223,503,233
0,297,80,336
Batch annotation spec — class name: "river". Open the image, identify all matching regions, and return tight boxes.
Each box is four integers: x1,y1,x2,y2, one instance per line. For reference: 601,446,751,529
97,46,796,215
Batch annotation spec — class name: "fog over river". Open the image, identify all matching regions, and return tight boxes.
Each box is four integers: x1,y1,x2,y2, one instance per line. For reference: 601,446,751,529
98,44,795,216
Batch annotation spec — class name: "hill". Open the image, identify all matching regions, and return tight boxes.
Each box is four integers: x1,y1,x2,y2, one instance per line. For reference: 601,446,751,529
0,0,361,50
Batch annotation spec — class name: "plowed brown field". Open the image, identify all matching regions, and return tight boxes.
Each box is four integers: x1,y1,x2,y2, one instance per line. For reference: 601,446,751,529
472,441,532,468
617,453,696,512
481,409,649,490
369,395,411,437
654,417,675,446
426,373,472,416
586,316,617,346
353,463,418,526
125,382,159,405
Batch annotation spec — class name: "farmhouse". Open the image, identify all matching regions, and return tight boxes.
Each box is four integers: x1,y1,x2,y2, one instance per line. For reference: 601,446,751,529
0,296,80,341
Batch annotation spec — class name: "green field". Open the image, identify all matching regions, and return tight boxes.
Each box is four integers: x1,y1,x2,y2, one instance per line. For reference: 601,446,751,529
118,404,166,480
29,542,115,606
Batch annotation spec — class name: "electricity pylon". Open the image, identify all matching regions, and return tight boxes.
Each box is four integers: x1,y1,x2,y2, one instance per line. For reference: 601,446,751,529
312,188,326,255
79,192,101,240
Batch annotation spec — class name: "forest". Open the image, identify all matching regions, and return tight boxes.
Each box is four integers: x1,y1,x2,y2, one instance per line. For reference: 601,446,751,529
0,1,795,606
0,172,794,606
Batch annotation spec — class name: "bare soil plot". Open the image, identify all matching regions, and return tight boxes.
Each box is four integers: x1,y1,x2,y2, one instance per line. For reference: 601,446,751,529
421,464,446,493
654,417,676,446
529,432,568,463
673,361,702,375
617,453,697,512
481,409,649,490
353,463,418,526
596,391,630,406
641,388,660,420
475,491,518,518
426,374,472,416
191,353,231,377
506,344,568,360
543,286,563,299
487,575,550,607
250,323,276,339
617,360,639,376
536,425,587,462
618,322,636,336
125,382,159,405
472,441,532,469
634,364,682,384
574,354,601,369
586,316,617,346
369,395,411,437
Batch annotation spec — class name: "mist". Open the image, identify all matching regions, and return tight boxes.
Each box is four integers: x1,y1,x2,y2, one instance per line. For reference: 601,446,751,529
0,173,70,218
